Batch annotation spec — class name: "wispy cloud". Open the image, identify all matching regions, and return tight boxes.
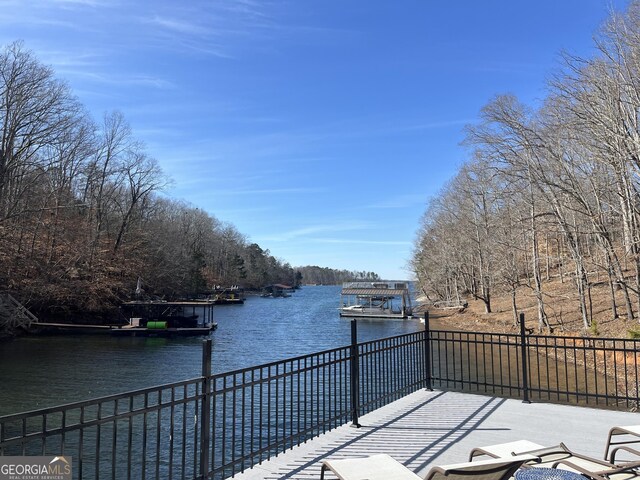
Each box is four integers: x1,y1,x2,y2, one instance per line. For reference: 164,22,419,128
217,0,271,20
390,119,473,133
261,222,375,242
213,187,324,196
135,1,277,57
65,71,174,89
315,238,413,246
50,0,116,7
37,49,105,71
231,116,472,148
155,131,331,171
214,205,273,217
156,116,468,169
148,15,212,36
471,60,542,75
14,0,116,8
364,194,427,209
0,11,77,29
0,0,115,27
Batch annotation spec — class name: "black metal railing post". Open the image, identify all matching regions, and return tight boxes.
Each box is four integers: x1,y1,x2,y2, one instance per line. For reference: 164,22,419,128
200,339,212,478
519,313,530,404
350,319,361,428
424,311,433,391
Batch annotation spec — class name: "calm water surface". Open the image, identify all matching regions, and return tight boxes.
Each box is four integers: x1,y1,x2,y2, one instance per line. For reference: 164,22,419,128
0,285,422,416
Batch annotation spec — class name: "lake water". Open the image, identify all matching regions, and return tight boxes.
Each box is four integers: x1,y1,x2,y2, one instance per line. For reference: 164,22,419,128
0,285,423,417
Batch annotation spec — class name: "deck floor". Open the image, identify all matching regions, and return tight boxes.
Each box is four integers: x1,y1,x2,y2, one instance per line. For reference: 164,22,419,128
234,389,640,479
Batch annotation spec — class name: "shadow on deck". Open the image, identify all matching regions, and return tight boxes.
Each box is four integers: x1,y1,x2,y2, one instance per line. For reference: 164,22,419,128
234,390,640,479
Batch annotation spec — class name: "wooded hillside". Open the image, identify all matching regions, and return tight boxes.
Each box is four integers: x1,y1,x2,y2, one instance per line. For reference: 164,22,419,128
0,41,372,322
295,266,380,285
412,1,640,334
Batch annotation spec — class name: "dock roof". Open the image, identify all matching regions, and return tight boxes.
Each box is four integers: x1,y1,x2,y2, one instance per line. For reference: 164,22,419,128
341,288,407,296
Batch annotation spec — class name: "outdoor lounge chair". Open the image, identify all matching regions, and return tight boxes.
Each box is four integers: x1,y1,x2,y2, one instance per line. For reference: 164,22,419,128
605,426,640,463
319,453,537,480
469,441,640,480
470,440,546,461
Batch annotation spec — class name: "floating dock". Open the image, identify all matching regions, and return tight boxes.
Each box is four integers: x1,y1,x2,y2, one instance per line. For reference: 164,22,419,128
109,324,216,337
30,322,217,337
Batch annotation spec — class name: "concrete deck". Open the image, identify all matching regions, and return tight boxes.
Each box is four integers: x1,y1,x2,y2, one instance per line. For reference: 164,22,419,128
234,389,640,479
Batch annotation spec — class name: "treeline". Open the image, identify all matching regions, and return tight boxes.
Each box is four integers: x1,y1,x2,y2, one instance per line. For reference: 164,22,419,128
412,2,640,332
0,41,303,320
295,266,380,285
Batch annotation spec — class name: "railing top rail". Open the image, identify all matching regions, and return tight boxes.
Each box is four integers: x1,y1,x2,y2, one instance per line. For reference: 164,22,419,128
208,330,425,381
430,328,640,344
0,376,203,422
429,329,520,339
210,343,353,380
357,330,423,349
527,333,640,343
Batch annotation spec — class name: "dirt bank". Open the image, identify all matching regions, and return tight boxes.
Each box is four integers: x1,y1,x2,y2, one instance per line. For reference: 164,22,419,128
417,276,640,339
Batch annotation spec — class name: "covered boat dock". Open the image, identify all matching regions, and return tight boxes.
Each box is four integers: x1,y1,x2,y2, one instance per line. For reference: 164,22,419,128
115,299,217,336
339,281,413,319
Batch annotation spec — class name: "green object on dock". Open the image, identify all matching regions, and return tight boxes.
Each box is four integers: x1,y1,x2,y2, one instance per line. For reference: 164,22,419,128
146,321,168,329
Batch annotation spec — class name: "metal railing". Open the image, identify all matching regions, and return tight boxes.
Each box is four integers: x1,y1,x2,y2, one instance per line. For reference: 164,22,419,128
0,320,427,479
2,314,639,479
426,312,640,410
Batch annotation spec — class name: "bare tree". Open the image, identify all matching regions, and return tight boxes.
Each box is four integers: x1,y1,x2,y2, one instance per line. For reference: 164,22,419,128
0,41,83,222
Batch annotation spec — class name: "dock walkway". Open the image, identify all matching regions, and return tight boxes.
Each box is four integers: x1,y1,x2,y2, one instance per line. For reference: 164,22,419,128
234,389,640,479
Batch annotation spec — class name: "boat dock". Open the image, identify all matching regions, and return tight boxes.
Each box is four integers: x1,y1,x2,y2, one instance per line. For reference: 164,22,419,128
212,286,245,304
121,299,217,324
339,281,413,319
31,300,218,336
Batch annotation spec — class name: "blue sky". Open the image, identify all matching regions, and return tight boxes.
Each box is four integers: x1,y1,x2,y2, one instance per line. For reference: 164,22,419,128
0,0,629,280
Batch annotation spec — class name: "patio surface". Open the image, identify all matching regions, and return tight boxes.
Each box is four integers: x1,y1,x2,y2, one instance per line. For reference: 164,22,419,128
234,389,640,479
